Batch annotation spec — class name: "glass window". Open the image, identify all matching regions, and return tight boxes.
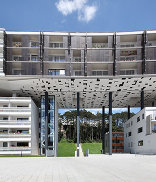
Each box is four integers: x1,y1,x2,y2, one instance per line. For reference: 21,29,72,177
128,132,131,137
31,55,39,61
3,142,8,147
31,41,39,47
138,127,143,133
137,116,140,122
138,140,143,146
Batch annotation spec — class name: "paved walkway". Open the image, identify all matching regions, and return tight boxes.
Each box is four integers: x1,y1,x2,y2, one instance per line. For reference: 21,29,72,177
0,154,156,182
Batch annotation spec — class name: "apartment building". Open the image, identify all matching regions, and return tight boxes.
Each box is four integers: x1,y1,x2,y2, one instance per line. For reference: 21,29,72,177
2,30,156,77
0,28,156,155
124,107,156,154
105,132,124,153
0,97,39,155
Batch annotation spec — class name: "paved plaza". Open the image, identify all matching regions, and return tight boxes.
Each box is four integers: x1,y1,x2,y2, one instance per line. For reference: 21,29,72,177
0,154,156,182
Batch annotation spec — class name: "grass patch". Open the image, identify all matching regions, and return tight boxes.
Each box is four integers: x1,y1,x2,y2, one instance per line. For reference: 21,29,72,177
58,140,76,157
81,143,102,155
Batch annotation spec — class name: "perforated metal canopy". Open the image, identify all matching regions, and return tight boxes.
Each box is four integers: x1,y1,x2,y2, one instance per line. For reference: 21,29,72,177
0,75,156,108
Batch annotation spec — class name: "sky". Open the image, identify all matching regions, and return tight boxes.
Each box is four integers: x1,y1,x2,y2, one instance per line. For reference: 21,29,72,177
0,0,155,115
0,0,156,32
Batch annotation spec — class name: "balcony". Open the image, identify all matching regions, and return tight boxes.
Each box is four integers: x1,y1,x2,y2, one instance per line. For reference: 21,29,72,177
120,69,137,75
120,42,137,48
92,43,108,48
12,42,22,47
0,133,31,138
12,55,39,62
12,41,40,48
0,107,31,113
73,57,81,62
147,41,156,46
49,43,64,48
0,120,31,125
48,56,65,62
120,56,137,61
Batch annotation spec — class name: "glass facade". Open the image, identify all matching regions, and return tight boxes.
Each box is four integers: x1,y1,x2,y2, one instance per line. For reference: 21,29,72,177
40,95,55,155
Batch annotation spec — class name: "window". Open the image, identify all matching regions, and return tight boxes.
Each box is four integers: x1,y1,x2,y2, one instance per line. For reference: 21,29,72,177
30,41,39,47
3,105,8,107
29,55,39,61
138,140,143,146
3,118,8,120
142,114,144,119
154,124,156,130
92,70,108,76
131,142,133,147
73,57,81,62
128,132,131,137
13,70,25,75
17,142,29,147
49,43,63,48
126,123,130,128
13,55,22,61
120,70,135,75
17,118,29,121
138,127,143,133
137,116,140,122
75,71,82,76
48,69,65,76
48,55,65,62
131,121,133,126
3,142,8,147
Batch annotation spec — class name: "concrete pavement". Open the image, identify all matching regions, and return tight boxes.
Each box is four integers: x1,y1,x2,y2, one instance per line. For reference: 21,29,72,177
0,154,156,182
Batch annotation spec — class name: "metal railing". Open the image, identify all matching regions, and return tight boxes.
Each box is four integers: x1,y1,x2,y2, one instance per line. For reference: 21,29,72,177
0,120,31,125
92,43,108,48
0,133,31,138
0,107,31,112
73,57,81,62
0,147,31,151
120,56,137,61
148,41,156,46
120,42,137,48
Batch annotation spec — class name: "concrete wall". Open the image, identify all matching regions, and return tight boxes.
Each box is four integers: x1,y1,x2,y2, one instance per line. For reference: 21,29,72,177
31,99,39,155
124,107,156,154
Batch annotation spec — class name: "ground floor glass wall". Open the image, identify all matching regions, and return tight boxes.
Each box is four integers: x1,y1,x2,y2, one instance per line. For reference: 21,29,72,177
40,95,55,155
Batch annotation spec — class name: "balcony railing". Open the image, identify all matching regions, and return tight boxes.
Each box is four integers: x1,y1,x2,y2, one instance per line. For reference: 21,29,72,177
49,43,64,48
120,42,137,48
0,147,31,151
12,42,22,47
148,41,156,46
12,42,40,48
92,43,108,48
73,57,81,62
120,56,137,61
0,107,31,112
0,133,31,138
0,120,31,125
12,56,39,62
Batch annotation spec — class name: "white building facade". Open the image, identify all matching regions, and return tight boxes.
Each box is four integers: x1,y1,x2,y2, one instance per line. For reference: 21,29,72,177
0,97,39,155
124,107,156,154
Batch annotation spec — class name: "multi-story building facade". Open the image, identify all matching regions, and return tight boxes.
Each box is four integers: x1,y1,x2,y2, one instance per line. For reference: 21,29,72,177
1,30,156,77
124,107,156,154
0,97,39,155
105,132,124,153
1,28,156,156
